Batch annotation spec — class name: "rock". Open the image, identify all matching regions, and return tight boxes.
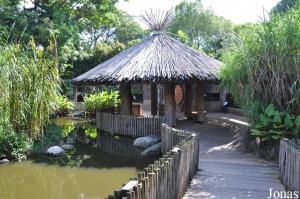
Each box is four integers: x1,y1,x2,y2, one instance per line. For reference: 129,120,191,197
72,111,85,118
66,137,76,144
0,159,9,164
141,142,161,156
0,155,7,160
18,155,27,161
133,135,161,149
61,144,74,150
46,146,65,156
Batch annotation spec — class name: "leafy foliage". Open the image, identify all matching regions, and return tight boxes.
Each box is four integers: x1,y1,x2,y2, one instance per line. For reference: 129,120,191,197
0,128,33,159
83,124,97,139
53,96,74,117
83,90,120,112
251,104,300,141
220,5,300,122
71,41,126,77
0,1,144,79
60,79,74,99
169,0,234,58
0,36,60,137
32,124,63,154
272,0,297,13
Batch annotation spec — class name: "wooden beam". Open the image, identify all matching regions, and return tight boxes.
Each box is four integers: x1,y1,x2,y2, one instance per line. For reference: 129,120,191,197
73,86,78,102
164,83,176,126
195,82,205,122
184,82,192,119
151,83,157,116
120,83,132,115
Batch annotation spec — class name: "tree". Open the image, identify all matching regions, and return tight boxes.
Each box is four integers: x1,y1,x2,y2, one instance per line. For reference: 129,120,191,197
71,41,126,78
114,12,145,46
272,0,297,13
0,0,121,74
169,0,234,58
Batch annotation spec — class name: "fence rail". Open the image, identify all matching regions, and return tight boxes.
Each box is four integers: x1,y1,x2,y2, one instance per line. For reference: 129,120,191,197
105,123,200,199
96,111,166,137
279,138,300,191
161,123,196,154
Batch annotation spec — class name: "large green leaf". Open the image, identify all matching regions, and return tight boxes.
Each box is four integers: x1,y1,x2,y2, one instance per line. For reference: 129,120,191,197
269,130,284,135
284,114,293,129
259,114,271,124
254,122,270,129
273,111,282,123
265,104,275,117
271,135,283,140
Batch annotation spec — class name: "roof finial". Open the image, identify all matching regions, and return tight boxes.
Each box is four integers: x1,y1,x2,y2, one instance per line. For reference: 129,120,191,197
140,9,175,32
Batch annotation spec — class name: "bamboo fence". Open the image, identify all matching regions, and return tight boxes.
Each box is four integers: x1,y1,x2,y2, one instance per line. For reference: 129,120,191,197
279,138,300,191
96,111,166,137
104,123,200,199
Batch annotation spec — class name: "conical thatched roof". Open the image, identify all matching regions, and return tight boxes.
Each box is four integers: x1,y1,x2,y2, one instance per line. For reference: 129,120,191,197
73,32,221,85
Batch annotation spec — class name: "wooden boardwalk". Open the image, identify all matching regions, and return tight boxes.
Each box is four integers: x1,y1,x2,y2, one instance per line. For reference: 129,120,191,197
176,118,285,199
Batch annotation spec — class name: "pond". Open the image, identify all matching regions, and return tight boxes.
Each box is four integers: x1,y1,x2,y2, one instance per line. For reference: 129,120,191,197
0,117,157,199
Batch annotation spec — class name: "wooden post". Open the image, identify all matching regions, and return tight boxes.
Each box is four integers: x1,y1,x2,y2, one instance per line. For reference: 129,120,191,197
143,84,151,116
195,82,205,122
73,86,78,102
143,83,157,116
151,84,157,116
120,83,132,115
184,82,192,119
164,83,176,126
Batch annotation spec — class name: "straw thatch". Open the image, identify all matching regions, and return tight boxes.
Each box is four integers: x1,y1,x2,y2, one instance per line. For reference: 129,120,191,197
73,32,222,85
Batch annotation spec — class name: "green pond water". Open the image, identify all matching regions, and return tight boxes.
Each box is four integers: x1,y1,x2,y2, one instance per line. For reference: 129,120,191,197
0,117,157,199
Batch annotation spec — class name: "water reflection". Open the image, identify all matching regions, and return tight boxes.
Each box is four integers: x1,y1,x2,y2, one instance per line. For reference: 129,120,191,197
32,118,156,169
0,117,157,199
0,161,137,199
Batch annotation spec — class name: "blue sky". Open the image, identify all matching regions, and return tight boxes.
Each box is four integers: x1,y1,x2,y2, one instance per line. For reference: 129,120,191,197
118,0,280,26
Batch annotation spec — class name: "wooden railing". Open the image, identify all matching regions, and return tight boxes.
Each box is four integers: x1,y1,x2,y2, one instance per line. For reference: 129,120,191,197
96,111,166,137
161,123,197,154
279,138,300,191
104,124,200,199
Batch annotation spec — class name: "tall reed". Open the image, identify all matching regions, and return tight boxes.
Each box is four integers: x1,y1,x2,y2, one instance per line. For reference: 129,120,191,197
0,35,60,137
221,5,300,121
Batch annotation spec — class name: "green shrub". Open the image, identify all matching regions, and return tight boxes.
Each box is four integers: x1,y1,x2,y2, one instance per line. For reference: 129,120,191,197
32,124,63,154
251,104,300,141
220,5,300,121
0,36,60,137
60,79,74,99
0,128,33,159
54,95,74,116
83,90,120,112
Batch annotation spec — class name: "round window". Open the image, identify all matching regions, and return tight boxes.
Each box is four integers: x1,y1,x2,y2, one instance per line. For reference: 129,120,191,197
175,85,184,105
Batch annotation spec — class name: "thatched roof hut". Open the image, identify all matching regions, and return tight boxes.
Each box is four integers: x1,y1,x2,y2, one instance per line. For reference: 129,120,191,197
73,10,223,126
73,32,221,85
